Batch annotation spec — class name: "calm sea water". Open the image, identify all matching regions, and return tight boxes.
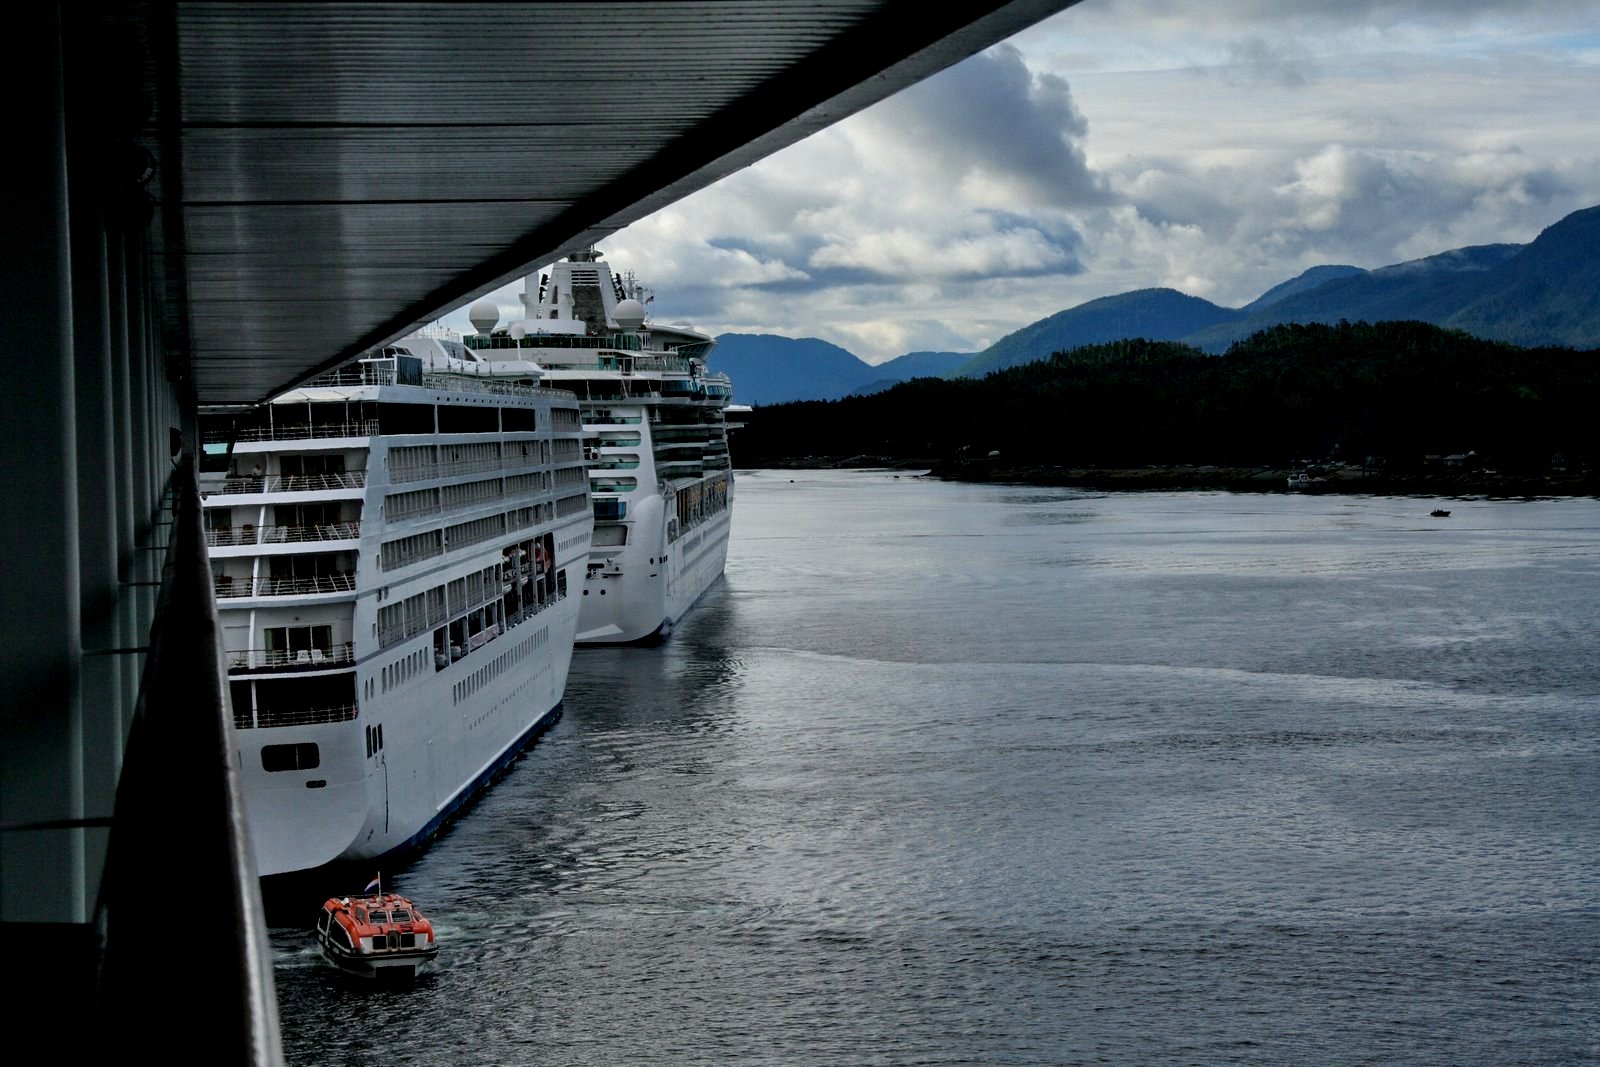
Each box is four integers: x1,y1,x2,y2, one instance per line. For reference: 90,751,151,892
272,470,1599,1066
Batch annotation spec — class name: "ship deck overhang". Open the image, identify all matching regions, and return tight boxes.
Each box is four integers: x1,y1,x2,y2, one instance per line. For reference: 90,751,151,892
139,0,1080,407
3,1,1083,1059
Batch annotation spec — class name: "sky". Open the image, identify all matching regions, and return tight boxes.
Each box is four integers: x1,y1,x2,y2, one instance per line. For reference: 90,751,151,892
438,0,1600,364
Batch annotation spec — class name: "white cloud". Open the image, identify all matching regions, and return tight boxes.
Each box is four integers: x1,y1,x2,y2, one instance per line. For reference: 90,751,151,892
432,0,1600,362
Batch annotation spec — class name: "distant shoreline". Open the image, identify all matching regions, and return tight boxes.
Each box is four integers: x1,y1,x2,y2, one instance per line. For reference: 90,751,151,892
739,457,1600,498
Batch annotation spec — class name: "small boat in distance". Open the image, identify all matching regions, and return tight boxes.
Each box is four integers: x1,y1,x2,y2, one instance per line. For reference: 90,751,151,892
316,888,440,979
1431,508,1451,517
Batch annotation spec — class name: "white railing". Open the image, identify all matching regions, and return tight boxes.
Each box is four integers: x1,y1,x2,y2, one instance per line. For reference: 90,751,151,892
214,574,358,598
421,372,541,398
307,365,396,387
240,703,359,730
206,522,361,547
212,420,378,443
217,471,367,494
227,643,356,671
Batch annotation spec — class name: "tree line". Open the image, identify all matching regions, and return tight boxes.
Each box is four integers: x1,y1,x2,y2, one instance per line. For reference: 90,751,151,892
729,321,1599,473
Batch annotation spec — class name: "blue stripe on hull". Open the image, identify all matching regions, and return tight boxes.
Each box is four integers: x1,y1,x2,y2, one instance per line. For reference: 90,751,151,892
385,700,565,862
260,700,564,903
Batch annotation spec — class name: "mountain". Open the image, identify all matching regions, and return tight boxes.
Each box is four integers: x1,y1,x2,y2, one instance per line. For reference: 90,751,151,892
951,203,1599,369
1443,205,1600,349
708,333,879,405
953,288,1246,377
711,204,1600,401
848,350,972,396
875,350,971,379
1183,242,1527,351
709,336,973,404
1240,264,1367,313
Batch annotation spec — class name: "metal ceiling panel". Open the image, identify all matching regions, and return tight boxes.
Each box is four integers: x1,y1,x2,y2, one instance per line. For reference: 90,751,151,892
141,0,1081,405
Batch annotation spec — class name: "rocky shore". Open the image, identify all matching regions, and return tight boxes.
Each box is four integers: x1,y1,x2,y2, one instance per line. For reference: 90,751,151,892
740,456,1600,497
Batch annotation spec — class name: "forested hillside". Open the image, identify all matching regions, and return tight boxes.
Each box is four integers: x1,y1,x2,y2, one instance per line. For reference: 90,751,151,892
733,322,1599,478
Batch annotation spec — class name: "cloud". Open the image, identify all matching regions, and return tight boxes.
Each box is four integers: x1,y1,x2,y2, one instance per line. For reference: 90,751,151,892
430,1,1600,363
1219,36,1320,86
856,44,1110,210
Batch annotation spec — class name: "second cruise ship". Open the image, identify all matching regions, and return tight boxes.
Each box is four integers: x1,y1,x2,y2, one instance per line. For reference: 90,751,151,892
461,249,735,644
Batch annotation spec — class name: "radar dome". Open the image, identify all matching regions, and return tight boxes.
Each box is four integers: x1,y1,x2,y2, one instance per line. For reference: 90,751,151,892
613,298,646,330
468,298,500,334
508,322,527,340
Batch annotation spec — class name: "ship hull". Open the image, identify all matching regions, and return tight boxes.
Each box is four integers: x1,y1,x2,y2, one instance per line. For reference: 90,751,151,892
577,494,732,645
204,345,594,879
235,533,584,877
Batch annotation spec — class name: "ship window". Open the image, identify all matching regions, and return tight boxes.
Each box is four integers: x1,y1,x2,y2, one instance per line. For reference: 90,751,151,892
265,625,333,662
377,402,435,435
279,453,345,476
261,743,320,772
439,405,499,434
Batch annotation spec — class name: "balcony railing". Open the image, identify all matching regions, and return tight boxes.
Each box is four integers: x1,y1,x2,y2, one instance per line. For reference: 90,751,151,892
217,471,367,495
438,457,501,477
238,703,359,731
206,522,361,547
227,643,356,672
213,573,358,598
210,420,378,443
307,365,396,387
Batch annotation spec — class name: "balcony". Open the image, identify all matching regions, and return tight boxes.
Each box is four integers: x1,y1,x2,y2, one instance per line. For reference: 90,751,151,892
214,573,358,598
437,457,501,477
211,420,378,444
216,471,367,495
236,703,359,731
227,643,356,672
206,522,361,547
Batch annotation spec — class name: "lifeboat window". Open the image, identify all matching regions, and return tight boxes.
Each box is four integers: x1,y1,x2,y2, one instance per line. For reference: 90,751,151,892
392,910,412,922
330,924,353,949
370,910,390,924
261,742,320,772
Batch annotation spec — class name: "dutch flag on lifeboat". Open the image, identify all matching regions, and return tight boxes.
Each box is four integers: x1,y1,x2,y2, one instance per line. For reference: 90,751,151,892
364,875,381,896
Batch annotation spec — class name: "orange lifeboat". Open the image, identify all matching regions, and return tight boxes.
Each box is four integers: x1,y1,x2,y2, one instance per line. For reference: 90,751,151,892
315,890,439,979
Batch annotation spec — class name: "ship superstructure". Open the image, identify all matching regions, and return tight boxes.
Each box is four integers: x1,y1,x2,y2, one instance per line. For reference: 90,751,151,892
459,249,734,644
199,339,592,876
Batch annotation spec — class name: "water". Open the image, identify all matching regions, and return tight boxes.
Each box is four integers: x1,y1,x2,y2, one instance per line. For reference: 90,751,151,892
273,471,1600,1065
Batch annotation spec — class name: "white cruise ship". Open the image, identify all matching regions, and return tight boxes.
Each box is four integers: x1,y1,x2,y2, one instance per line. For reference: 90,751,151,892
198,341,592,877
459,249,735,644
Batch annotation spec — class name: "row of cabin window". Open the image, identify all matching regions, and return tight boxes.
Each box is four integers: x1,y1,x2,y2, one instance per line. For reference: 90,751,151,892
381,648,427,693
452,625,547,706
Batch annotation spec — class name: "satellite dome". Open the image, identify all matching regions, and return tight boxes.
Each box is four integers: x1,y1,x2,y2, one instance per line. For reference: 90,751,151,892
508,322,527,340
613,298,646,330
468,298,500,334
